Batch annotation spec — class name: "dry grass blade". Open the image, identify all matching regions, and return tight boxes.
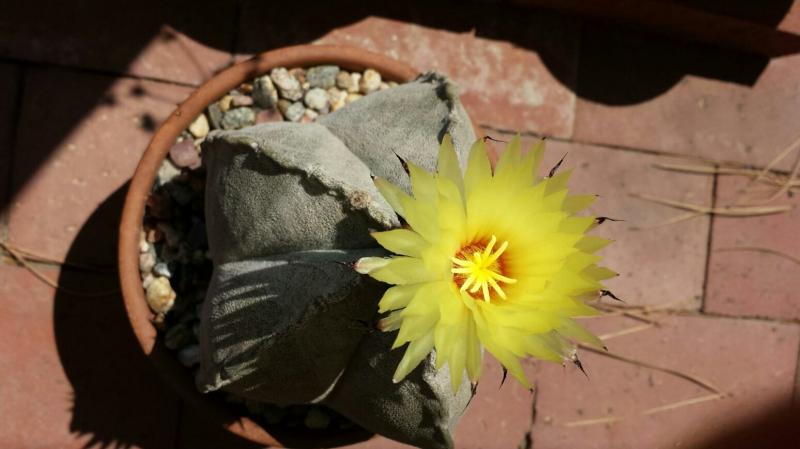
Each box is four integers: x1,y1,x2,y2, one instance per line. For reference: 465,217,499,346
642,394,723,415
597,324,654,341
631,193,792,216
653,163,800,187
750,133,800,186
764,149,800,202
717,246,800,267
562,416,623,428
579,345,722,394
630,211,704,230
2,241,116,272
0,241,119,297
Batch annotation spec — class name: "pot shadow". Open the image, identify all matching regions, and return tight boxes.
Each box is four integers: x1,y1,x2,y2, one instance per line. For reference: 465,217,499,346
687,398,800,449
53,184,261,449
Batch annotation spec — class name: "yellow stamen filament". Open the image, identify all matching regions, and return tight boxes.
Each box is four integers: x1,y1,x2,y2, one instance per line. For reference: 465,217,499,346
450,235,517,302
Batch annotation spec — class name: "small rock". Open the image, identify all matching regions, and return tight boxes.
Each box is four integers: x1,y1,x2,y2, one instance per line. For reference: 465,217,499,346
388,81,399,88
221,107,255,130
270,67,302,101
284,102,306,122
146,192,171,219
219,95,234,112
255,108,282,123
277,99,292,116
304,407,331,429
379,81,390,91
304,109,319,121
146,276,176,314
230,95,254,107
207,102,224,129
238,82,254,94
336,71,360,93
177,345,200,367
289,67,307,85
164,182,193,205
188,113,209,138
345,93,363,104
153,262,171,278
139,240,150,253
328,88,347,111
306,65,339,89
165,323,195,350
146,226,164,243
139,252,156,273
142,273,155,289
252,75,278,108
156,159,181,186
157,222,181,247
303,87,329,111
169,138,201,169
359,69,381,94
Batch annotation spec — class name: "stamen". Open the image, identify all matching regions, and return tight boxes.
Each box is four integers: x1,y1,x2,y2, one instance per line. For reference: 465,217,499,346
451,236,517,302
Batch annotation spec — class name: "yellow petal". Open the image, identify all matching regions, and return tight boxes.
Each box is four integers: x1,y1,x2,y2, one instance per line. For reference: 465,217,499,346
373,176,411,216
378,283,425,313
437,134,465,199
354,257,390,274
464,138,492,196
369,256,438,285
393,331,435,383
563,194,596,213
372,229,428,257
408,161,437,203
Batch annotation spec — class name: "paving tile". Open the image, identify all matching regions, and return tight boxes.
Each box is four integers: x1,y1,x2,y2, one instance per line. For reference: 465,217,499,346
529,314,800,449
0,265,181,449
8,67,193,265
0,0,234,85
0,63,20,234
573,23,800,170
237,2,580,137
705,175,800,320
490,133,713,310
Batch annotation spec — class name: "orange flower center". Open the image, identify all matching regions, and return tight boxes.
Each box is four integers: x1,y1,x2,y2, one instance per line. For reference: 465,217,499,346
451,235,517,302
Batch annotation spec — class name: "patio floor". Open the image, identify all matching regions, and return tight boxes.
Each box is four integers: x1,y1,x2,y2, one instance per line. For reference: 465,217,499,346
1,1,798,448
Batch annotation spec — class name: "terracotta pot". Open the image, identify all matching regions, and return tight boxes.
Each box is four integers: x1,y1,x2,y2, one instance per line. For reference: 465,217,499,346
118,44,486,447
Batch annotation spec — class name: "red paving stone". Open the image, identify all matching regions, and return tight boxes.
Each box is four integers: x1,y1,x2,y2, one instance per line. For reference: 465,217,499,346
492,134,713,310
8,67,193,265
237,3,580,137
572,24,800,171
705,175,800,321
0,1,234,85
0,265,180,449
530,314,800,449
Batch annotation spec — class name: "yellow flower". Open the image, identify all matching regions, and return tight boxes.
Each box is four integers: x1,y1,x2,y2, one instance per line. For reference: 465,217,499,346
356,135,615,391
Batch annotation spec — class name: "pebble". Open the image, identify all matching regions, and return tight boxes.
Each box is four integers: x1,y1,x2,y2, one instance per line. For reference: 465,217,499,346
165,323,195,350
169,138,201,169
146,276,176,314
379,82,390,91
252,75,278,108
345,93,363,104
270,67,303,101
336,71,360,93
207,102,224,129
156,159,181,187
303,87,329,111
284,102,306,122
255,108,282,123
153,262,172,278
188,113,209,138
146,227,164,243
304,407,331,429
139,252,156,273
139,240,151,253
219,95,234,112
230,95,254,107
165,182,194,205
221,107,255,130
157,222,181,247
288,68,307,85
359,69,381,94
327,88,347,111
306,65,339,89
263,404,287,425
177,344,200,367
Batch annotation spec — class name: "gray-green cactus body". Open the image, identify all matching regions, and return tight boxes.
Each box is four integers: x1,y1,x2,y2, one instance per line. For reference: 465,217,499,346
198,72,476,449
